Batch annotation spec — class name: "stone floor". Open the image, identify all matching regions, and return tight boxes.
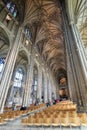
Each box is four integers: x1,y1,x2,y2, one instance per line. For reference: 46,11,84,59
0,125,86,130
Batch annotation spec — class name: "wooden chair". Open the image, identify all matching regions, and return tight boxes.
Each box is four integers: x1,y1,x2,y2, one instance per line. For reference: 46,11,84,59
28,117,35,126
42,117,52,126
34,117,43,126
60,117,69,126
22,118,28,125
78,113,87,126
0,118,6,125
69,117,80,126
52,117,60,126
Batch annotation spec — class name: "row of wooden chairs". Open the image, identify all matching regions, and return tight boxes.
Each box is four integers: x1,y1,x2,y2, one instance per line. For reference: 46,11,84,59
4,105,21,112
22,100,87,127
22,115,87,126
48,103,77,111
4,103,45,112
32,111,81,118
58,100,73,105
0,103,45,124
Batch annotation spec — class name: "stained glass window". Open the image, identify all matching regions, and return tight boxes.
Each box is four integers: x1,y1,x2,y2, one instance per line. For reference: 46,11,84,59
13,68,23,88
6,1,17,18
0,58,5,73
25,27,32,39
0,58,5,81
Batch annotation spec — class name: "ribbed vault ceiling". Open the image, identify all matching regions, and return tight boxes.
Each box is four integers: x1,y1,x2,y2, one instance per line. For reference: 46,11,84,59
23,0,66,77
6,0,87,79
68,0,87,57
76,0,87,56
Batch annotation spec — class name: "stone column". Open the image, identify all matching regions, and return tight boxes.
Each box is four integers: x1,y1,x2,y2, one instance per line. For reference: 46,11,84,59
70,22,87,111
65,36,77,102
53,77,57,99
54,81,57,99
0,27,22,113
62,17,81,105
61,1,87,111
37,65,42,102
55,84,58,99
44,73,48,103
47,74,49,101
42,69,45,102
22,54,34,107
70,22,87,85
47,74,55,101
48,74,52,101
22,63,30,107
66,52,77,102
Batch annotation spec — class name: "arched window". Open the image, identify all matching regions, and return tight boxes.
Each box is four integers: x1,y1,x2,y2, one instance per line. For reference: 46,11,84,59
0,58,5,80
25,27,32,39
0,58,5,72
6,1,17,18
36,44,40,53
33,66,38,91
8,67,24,105
31,66,38,104
13,68,23,88
6,1,12,9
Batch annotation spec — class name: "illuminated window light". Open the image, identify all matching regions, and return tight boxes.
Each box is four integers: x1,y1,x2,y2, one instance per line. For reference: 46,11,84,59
25,40,29,46
6,14,12,23
35,53,38,57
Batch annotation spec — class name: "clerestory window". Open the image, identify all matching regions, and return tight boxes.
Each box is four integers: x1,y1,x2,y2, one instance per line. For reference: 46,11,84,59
6,1,17,18
25,27,32,39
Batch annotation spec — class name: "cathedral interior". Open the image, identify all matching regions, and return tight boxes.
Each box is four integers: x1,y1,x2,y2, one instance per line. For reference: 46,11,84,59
0,0,87,129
